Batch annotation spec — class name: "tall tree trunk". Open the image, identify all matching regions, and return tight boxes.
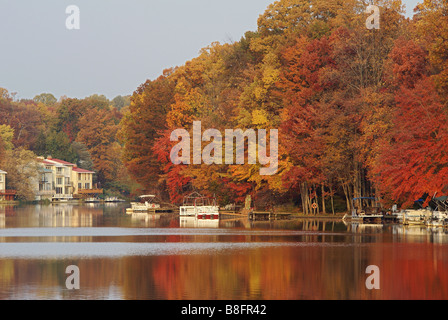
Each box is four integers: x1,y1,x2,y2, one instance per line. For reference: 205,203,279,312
313,184,319,215
321,184,326,215
330,184,335,215
342,181,352,213
305,184,311,215
300,182,309,215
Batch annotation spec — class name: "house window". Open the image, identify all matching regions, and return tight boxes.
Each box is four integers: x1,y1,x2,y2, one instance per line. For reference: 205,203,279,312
85,183,90,190
57,178,63,185
56,187,63,194
78,183,82,190
57,167,63,174
78,173,82,180
65,177,70,184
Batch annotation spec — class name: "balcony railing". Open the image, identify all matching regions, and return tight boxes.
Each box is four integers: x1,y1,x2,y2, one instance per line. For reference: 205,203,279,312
38,190,55,196
52,194,73,199
0,190,17,201
0,190,17,195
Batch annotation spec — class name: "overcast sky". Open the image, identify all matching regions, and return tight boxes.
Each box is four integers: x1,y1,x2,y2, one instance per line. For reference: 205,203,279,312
0,0,420,100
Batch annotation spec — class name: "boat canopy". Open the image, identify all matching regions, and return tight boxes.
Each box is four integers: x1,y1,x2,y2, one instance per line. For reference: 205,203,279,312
182,192,217,207
138,195,160,204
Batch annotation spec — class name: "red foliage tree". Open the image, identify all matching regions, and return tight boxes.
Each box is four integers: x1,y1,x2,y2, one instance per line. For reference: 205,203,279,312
373,76,448,206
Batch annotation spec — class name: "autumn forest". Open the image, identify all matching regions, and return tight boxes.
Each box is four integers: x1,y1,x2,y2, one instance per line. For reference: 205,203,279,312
1,0,447,213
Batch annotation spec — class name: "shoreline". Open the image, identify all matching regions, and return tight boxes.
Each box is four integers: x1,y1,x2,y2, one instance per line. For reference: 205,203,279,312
0,200,128,205
0,201,347,220
219,211,346,220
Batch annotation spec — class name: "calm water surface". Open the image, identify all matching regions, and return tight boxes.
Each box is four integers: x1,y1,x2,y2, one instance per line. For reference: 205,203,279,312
1,203,448,300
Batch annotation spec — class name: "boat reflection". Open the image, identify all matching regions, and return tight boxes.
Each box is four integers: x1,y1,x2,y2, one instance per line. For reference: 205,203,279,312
391,224,448,244
129,212,161,227
343,221,384,233
180,216,220,229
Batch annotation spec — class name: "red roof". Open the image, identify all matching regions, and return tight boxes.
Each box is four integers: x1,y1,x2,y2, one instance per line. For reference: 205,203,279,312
46,158,76,166
42,160,56,165
41,158,94,173
73,167,95,174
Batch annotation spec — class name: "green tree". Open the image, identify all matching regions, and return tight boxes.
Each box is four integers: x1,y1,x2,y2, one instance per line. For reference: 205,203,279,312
0,125,14,150
112,95,131,110
41,130,78,163
2,148,39,201
71,141,94,171
33,93,57,106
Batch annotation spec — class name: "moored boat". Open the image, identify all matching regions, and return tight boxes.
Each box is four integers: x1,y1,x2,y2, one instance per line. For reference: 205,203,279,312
424,196,448,227
404,194,448,227
179,192,219,219
127,195,161,214
343,197,384,223
105,196,126,203
127,195,177,214
402,209,429,225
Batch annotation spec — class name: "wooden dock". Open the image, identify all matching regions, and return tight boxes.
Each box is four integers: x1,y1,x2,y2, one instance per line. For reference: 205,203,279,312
383,215,399,223
248,211,292,221
219,211,244,217
149,208,177,213
126,207,177,215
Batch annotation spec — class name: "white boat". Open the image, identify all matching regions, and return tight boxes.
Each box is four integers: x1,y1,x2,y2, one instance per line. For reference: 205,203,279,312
403,194,448,227
179,192,219,219
105,197,125,203
128,195,161,213
403,209,430,225
127,195,177,214
425,211,448,227
394,211,405,223
425,196,448,227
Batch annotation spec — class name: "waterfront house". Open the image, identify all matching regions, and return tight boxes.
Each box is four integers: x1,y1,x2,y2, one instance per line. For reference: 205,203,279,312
40,157,102,201
42,158,74,201
0,170,6,192
0,170,16,201
72,166,97,195
32,163,55,201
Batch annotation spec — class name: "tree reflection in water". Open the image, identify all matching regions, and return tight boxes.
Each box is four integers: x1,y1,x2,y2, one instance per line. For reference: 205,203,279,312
0,205,448,300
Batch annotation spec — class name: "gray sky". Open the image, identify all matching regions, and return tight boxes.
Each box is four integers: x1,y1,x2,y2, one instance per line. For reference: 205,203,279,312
0,0,420,100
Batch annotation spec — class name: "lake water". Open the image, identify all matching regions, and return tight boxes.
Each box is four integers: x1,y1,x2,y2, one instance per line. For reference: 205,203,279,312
1,203,448,300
